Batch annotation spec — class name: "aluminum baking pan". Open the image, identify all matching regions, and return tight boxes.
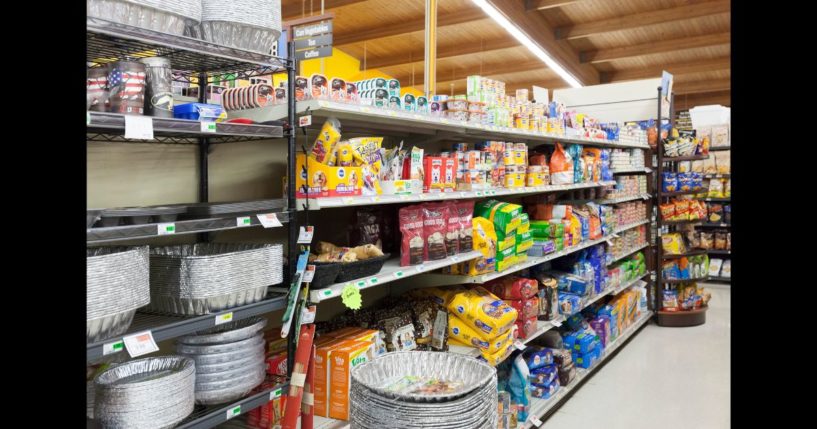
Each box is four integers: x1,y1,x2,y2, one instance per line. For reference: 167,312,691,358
87,246,150,319
351,351,495,403
177,317,267,345
88,0,201,36
87,308,136,343
194,364,266,405
145,286,268,315
350,379,496,413
176,332,263,355
194,351,264,374
94,356,195,428
178,343,264,366
88,209,104,228
185,199,286,216
194,356,264,383
195,361,265,390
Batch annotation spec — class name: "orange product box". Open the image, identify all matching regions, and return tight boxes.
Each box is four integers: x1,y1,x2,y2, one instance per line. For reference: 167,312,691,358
329,340,376,420
313,338,352,417
342,328,387,357
324,327,363,339
444,157,458,191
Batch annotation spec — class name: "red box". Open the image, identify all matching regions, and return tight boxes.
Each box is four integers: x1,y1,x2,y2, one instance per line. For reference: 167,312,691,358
424,157,444,192
444,157,458,191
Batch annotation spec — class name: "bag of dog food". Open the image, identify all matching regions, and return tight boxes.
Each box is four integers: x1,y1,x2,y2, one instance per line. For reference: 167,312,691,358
448,286,518,338
399,205,424,266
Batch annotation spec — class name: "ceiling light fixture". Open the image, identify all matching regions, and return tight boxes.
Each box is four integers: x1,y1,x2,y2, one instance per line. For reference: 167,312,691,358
470,0,583,88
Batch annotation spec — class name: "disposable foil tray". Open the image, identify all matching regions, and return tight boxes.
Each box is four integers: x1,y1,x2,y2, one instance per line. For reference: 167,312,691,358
94,356,195,429
87,0,202,36
351,351,495,403
176,332,264,355
87,246,150,319
178,316,267,345
180,343,264,366
87,308,137,344
147,243,283,315
99,205,188,226
194,357,264,383
197,0,281,53
185,199,286,217
194,364,266,405
194,351,265,374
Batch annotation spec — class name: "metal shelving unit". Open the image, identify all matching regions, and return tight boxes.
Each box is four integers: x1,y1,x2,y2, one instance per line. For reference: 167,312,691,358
611,167,651,174
87,17,299,429
706,249,731,255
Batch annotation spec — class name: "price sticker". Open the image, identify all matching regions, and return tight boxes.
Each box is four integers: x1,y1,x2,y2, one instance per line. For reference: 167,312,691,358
355,280,366,288
122,331,159,358
200,121,217,133
303,265,316,283
393,271,404,279
529,416,543,427
226,405,241,420
513,340,527,351
551,318,563,327
415,264,426,273
103,340,124,356
298,226,314,243
214,312,234,325
368,277,379,285
236,216,252,227
270,388,283,400
475,191,483,197
157,223,176,235
257,213,283,228
298,115,312,127
124,115,154,139
300,306,316,324
323,289,335,297
451,255,460,262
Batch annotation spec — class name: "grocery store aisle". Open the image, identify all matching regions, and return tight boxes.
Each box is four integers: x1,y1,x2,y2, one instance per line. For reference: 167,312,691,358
543,285,730,429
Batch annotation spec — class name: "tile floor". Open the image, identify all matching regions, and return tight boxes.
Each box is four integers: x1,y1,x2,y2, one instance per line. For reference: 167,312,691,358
543,284,730,429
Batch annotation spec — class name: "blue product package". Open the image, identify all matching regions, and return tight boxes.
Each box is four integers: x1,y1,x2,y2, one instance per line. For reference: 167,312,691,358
565,314,585,331
526,348,554,370
568,144,584,182
572,331,598,354
173,103,223,121
508,354,531,422
574,348,599,369
529,364,559,386
562,331,578,351
530,380,560,399
662,172,678,193
558,292,582,315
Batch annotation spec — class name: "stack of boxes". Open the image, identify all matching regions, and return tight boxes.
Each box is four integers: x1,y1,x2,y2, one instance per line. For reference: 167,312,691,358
606,175,647,199
528,219,563,257
619,123,649,147
614,201,647,227
446,142,532,191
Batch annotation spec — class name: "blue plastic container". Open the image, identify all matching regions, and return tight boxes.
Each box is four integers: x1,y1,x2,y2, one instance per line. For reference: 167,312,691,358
173,103,224,121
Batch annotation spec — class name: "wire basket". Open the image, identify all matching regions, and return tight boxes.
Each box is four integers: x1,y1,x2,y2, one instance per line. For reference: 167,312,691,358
308,261,342,289
335,254,390,283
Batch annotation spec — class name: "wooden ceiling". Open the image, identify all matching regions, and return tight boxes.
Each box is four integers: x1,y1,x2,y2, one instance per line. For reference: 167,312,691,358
283,0,730,108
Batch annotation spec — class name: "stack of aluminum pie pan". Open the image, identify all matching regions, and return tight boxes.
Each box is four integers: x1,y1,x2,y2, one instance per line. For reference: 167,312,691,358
147,243,283,315
350,352,498,429
176,317,267,405
93,356,195,428
197,0,282,53
87,0,202,36
87,246,151,343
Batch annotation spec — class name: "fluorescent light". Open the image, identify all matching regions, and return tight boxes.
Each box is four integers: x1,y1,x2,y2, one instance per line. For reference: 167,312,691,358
470,0,583,88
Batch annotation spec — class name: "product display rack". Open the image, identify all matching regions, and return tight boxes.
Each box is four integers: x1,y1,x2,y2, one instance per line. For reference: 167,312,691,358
654,91,708,327
87,16,299,429
611,167,652,174
607,242,651,266
708,145,731,151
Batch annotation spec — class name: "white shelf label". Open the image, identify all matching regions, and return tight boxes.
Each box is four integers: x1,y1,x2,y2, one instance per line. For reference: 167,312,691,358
102,340,124,356
343,197,355,204
529,416,543,427
451,255,460,262
300,306,316,324
200,121,217,133
122,331,159,358
257,213,283,228
214,312,234,325
87,111,91,125
298,226,315,243
236,216,252,227
303,265,316,283
270,388,283,400
226,405,241,420
157,223,176,235
416,264,426,272
371,196,381,203
368,277,379,285
299,115,312,127
551,318,563,327
513,340,527,351
394,271,404,279
124,115,154,139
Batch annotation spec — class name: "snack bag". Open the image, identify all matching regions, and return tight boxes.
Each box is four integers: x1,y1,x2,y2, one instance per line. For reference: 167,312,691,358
449,315,514,354
447,286,518,338
309,117,342,164
661,233,686,255
422,203,449,261
549,143,573,185
662,172,678,193
399,205,424,266
708,179,724,198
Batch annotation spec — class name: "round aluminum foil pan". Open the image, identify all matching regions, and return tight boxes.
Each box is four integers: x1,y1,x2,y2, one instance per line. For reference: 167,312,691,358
179,343,264,366
351,351,495,403
87,0,201,36
194,351,264,374
194,356,264,383
194,364,265,405
177,317,267,345
176,332,263,355
87,308,136,343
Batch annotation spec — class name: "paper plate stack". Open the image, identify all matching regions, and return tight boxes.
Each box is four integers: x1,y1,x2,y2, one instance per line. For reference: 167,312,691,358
147,243,283,315
87,246,151,343
350,352,498,428
93,356,195,428
176,317,267,405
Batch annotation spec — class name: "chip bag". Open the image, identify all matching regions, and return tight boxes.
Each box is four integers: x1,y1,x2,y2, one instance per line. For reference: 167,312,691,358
448,286,518,338
661,233,686,255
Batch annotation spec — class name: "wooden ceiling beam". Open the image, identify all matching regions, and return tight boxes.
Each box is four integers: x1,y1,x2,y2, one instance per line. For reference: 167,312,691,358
282,0,369,21
556,0,730,40
674,78,730,95
582,32,730,63
525,0,584,10
602,57,731,83
334,8,486,46
674,91,731,109
484,0,600,85
364,36,520,70
395,60,549,87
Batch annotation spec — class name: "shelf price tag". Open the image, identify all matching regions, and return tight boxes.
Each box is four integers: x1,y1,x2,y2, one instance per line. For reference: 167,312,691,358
529,416,543,427
103,340,125,356
513,340,527,351
301,305,316,324
200,121,217,133
157,223,176,235
298,115,312,127
322,289,335,298
122,331,159,358
256,213,283,228
236,216,252,227
356,280,366,288
214,312,234,325
124,115,154,139
393,271,404,279
550,318,563,327
298,226,315,243
368,277,379,285
270,388,283,400
303,265,316,283
226,405,241,420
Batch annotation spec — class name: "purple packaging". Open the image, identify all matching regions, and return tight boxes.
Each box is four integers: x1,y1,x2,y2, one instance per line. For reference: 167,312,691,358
530,379,560,399
589,316,611,348
528,240,556,257
529,364,558,385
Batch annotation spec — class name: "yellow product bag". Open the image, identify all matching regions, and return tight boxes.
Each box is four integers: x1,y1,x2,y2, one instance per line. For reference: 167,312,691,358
409,286,467,307
448,337,470,347
310,117,342,165
468,217,497,275
448,286,518,338
496,254,518,272
479,338,516,367
448,315,514,354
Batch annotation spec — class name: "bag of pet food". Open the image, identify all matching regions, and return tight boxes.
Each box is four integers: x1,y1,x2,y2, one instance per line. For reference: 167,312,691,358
309,117,341,164
448,315,514,354
422,204,449,261
485,276,539,300
455,200,474,251
505,296,539,319
474,200,523,235
549,143,573,185
514,315,538,339
468,217,497,275
399,205,424,266
448,286,518,338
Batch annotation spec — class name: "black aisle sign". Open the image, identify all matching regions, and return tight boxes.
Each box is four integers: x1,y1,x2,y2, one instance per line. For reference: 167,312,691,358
293,20,333,61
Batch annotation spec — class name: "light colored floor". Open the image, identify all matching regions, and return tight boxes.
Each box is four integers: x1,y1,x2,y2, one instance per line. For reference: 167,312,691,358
543,284,730,429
